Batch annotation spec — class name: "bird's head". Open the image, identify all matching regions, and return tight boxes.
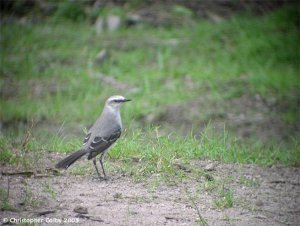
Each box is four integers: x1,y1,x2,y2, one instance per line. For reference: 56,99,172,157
105,95,131,110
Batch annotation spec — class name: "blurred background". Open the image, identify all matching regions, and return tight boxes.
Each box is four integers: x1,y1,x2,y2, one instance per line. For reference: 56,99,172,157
0,0,299,166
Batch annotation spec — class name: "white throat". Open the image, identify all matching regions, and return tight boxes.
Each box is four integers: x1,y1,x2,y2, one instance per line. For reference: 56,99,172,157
106,105,122,127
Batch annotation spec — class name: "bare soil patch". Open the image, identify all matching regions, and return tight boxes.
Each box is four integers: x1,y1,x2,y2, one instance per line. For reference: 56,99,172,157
1,155,299,225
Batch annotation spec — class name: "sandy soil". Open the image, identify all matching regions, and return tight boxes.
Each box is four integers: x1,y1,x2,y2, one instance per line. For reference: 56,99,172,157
1,159,299,226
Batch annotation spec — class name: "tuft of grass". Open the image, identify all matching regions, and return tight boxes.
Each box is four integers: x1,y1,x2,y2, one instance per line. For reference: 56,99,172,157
0,187,17,212
42,181,57,200
53,1,86,22
197,175,234,210
214,187,234,209
239,176,259,187
185,188,209,226
0,136,18,164
22,180,44,208
69,163,94,176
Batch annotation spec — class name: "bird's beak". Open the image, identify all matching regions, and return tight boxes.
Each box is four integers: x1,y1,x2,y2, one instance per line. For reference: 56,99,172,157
123,98,132,102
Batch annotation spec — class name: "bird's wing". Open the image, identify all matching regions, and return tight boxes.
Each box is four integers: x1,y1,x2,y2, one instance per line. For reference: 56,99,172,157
83,132,92,146
87,128,121,160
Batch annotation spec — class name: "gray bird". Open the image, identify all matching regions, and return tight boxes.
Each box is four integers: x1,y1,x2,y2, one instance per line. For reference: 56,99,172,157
55,95,131,179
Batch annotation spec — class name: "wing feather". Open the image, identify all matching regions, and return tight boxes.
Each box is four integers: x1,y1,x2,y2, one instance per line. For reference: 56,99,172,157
83,132,91,146
87,129,121,159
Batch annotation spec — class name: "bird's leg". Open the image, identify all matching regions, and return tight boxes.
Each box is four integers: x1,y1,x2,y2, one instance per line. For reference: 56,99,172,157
99,152,108,180
93,158,101,179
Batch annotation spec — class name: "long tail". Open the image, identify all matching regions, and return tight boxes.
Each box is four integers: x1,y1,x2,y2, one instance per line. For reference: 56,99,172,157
56,149,87,169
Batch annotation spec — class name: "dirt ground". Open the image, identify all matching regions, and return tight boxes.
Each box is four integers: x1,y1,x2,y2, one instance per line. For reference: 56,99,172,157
1,157,299,226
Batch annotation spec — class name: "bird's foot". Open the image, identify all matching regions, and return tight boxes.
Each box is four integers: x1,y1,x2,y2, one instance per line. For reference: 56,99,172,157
102,176,110,181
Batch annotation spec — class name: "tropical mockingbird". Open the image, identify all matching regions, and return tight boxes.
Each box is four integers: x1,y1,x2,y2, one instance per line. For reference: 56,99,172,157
55,95,131,179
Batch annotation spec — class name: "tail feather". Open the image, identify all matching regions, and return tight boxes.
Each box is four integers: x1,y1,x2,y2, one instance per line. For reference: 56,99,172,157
56,149,87,169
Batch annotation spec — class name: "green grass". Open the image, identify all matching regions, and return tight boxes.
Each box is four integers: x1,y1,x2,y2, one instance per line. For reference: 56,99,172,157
239,176,259,187
0,188,17,211
0,5,299,176
214,189,234,209
44,125,300,178
0,136,18,164
1,6,299,123
2,124,298,178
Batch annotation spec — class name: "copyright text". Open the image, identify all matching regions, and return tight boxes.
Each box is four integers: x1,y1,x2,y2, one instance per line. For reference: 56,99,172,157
2,217,80,224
